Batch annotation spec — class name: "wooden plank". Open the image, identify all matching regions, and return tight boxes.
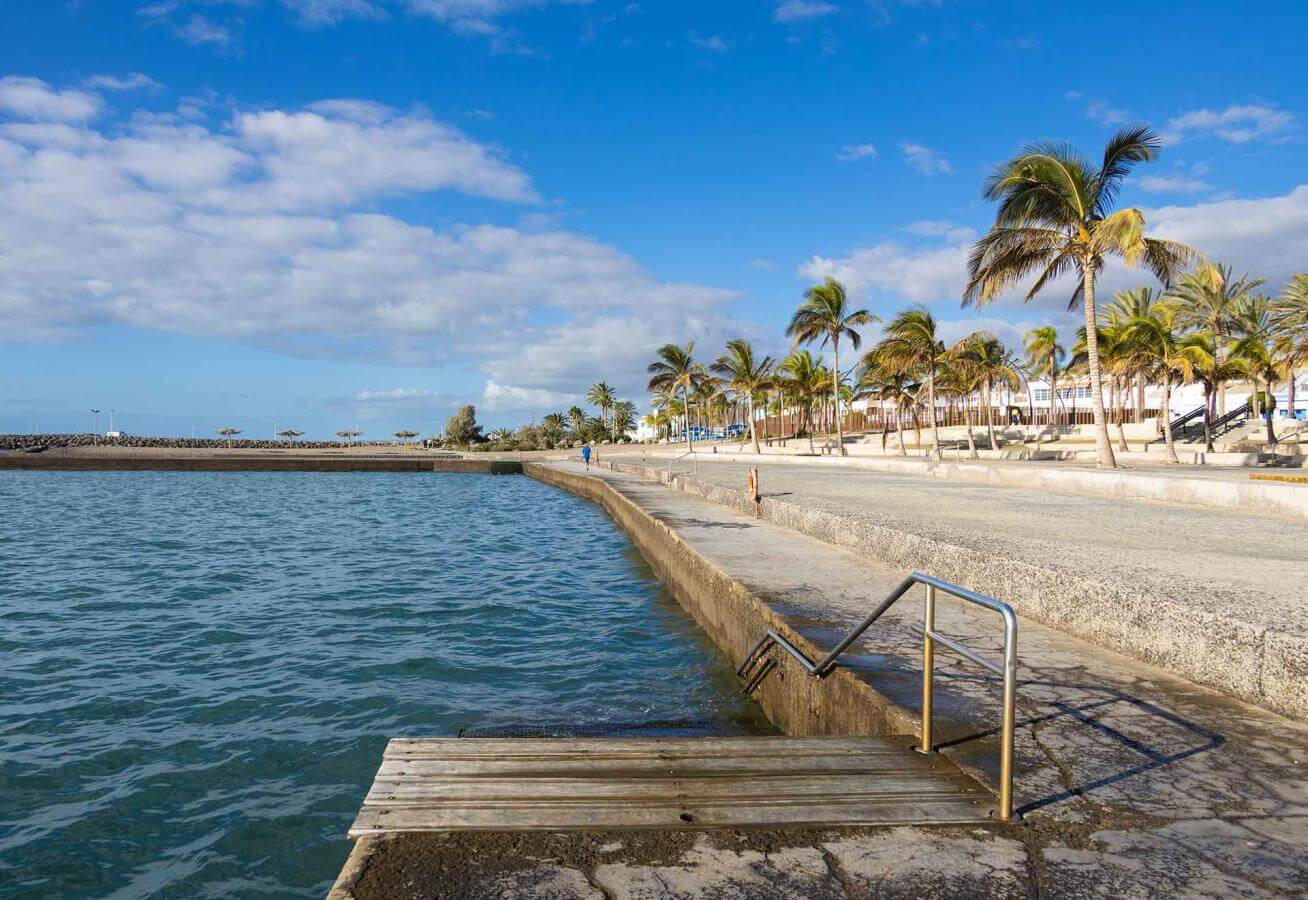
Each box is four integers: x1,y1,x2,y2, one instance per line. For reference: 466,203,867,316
349,736,992,836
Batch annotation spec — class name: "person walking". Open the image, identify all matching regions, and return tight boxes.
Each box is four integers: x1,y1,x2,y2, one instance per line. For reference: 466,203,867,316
581,444,591,469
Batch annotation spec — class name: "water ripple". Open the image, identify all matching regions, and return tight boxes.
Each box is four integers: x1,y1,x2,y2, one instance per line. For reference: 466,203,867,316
0,471,769,897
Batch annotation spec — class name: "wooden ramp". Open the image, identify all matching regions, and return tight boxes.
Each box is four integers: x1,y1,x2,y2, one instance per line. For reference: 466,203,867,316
349,735,993,835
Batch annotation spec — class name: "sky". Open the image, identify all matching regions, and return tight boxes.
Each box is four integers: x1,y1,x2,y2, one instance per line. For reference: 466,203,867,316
2,0,1305,438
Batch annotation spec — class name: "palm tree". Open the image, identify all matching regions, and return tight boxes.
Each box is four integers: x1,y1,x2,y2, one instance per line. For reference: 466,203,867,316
647,343,702,450
1169,263,1262,416
856,353,920,454
1123,300,1200,463
566,405,588,437
955,335,1022,452
541,412,568,445
216,427,241,449
711,339,775,454
873,306,965,460
1022,326,1066,431
586,382,617,441
1273,273,1308,432
964,125,1198,469
780,350,827,453
611,400,637,440
786,278,878,456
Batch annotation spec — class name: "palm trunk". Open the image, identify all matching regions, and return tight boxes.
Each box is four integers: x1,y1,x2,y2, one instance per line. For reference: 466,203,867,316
1283,373,1297,443
984,383,997,451
1203,386,1215,452
1160,378,1180,464
748,395,761,454
682,386,693,451
832,337,846,456
1115,379,1129,452
1082,265,1117,468
1048,366,1057,429
927,368,941,460
965,397,978,459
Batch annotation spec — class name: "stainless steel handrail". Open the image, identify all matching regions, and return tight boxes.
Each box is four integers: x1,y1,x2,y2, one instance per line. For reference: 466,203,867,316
735,571,1019,822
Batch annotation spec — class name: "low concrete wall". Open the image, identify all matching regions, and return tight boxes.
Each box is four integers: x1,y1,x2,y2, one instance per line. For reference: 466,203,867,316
0,454,522,474
524,463,924,742
640,448,1308,518
595,459,1306,723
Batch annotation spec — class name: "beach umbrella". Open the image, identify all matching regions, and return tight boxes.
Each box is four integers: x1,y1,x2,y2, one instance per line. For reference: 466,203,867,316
394,430,418,445
335,430,352,444
276,428,304,444
215,427,242,449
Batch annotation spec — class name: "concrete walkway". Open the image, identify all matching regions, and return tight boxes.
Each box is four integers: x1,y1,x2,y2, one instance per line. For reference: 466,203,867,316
627,444,1308,517
604,453,1307,721
340,463,1308,898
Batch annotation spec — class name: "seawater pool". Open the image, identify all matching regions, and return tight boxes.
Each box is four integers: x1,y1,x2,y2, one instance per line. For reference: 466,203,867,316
0,471,770,897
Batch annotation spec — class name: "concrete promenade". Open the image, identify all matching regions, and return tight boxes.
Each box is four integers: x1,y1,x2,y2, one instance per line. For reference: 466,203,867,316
626,444,1308,518
336,462,1308,898
603,453,1307,722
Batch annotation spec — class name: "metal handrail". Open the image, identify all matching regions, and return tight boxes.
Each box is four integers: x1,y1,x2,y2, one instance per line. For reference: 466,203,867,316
736,572,1019,822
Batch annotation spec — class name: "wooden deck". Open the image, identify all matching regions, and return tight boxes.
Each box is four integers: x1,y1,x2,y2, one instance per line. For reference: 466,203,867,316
348,736,994,835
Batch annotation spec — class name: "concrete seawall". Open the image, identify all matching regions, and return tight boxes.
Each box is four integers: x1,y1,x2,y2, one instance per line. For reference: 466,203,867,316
587,459,1305,723
0,454,523,474
526,462,935,740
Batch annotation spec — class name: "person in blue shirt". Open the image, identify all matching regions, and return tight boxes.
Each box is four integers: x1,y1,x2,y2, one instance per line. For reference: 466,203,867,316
581,445,591,469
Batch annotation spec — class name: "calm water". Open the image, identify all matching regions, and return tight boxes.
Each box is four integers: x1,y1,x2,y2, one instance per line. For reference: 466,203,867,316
0,471,768,898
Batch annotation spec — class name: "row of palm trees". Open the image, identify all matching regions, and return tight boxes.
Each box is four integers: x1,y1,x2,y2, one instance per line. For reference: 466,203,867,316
645,125,1307,469
521,384,640,446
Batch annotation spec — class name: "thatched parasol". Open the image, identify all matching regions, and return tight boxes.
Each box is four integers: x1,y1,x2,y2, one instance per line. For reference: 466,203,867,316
215,427,242,449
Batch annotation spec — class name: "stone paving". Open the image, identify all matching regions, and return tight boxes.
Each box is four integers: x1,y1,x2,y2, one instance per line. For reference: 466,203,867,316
338,463,1308,899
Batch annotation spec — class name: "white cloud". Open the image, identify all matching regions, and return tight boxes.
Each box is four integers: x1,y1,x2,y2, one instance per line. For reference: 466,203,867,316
836,142,877,162
354,387,435,401
0,76,102,122
177,14,235,46
772,0,838,23
799,224,975,306
281,0,391,25
899,141,952,175
1146,185,1308,291
1161,104,1294,145
0,76,736,413
1137,175,1212,195
482,380,580,412
1065,90,1127,125
83,73,160,92
688,31,731,52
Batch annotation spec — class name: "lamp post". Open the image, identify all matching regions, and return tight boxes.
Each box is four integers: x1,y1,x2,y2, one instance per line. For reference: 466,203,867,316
90,409,100,443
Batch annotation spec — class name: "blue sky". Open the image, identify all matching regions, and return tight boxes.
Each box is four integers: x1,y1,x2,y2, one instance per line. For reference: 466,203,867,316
2,0,1305,437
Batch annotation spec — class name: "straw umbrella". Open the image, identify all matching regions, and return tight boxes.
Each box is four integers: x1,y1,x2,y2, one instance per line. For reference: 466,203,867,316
394,430,418,445
277,428,304,445
215,427,241,449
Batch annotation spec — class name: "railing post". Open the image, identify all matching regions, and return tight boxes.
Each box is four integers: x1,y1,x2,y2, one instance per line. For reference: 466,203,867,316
917,583,936,754
997,615,1018,821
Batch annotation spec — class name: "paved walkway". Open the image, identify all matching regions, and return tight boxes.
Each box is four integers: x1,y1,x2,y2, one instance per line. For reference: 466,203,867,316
342,463,1308,898
606,452,1307,721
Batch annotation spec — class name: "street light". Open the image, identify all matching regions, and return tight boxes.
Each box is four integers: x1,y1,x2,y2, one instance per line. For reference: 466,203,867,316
90,409,100,442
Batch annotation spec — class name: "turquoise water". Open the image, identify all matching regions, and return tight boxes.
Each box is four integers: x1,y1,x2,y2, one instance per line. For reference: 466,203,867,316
0,472,768,897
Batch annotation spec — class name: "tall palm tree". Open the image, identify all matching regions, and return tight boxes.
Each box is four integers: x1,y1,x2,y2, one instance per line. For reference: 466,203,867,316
1023,326,1065,430
711,339,775,454
780,350,827,454
1123,300,1201,463
1176,332,1245,452
786,278,878,456
955,335,1023,452
873,306,966,460
541,412,567,445
856,353,920,454
586,382,617,440
611,400,637,440
1170,263,1263,416
964,125,1198,469
567,405,587,436
1273,273,1308,431
647,343,702,450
